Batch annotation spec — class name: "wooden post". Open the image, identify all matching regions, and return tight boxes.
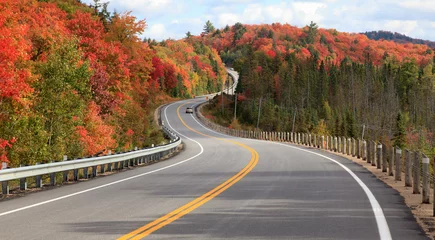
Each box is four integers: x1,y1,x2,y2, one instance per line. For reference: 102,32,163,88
362,140,367,161
413,152,421,194
367,141,371,164
357,139,361,158
382,144,387,172
371,141,376,167
433,156,435,216
405,150,412,187
343,137,347,154
375,142,380,168
389,146,394,176
395,148,402,181
422,154,430,203
338,137,341,153
378,143,384,171
352,138,355,157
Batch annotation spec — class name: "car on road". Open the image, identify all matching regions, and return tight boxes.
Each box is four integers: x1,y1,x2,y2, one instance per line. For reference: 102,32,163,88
186,107,193,114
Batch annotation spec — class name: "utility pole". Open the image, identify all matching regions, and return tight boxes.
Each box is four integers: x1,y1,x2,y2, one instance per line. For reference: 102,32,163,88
256,97,262,129
234,93,238,121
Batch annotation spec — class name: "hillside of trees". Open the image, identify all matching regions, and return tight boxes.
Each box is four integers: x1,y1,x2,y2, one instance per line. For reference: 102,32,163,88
196,22,433,67
197,21,435,154
0,0,226,168
363,31,435,49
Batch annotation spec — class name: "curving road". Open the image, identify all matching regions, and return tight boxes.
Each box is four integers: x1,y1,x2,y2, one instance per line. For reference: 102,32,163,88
0,97,428,239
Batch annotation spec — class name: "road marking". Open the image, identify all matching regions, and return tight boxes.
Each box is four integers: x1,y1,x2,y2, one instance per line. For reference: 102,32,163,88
274,143,392,240
118,102,259,240
0,102,204,217
189,101,392,240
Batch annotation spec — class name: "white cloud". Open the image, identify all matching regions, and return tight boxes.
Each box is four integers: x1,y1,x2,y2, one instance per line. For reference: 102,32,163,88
399,0,435,12
146,23,166,39
384,20,418,35
217,13,241,26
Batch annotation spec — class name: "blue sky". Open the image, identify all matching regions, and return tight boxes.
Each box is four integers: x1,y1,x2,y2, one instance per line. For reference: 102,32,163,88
82,0,435,41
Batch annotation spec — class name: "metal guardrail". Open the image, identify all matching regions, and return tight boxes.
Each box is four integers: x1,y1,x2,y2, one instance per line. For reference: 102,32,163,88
0,114,181,195
195,69,238,99
0,68,236,195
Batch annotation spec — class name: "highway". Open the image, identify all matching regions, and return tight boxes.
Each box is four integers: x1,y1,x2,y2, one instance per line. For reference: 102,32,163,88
0,97,428,239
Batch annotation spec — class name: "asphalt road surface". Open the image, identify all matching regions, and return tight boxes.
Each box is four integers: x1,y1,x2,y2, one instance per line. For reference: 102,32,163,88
0,98,428,240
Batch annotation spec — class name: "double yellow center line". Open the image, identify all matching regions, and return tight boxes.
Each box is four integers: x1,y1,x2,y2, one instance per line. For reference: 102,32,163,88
118,102,259,240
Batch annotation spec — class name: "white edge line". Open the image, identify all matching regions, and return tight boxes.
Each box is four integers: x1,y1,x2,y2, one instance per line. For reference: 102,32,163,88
190,101,392,240
0,101,204,217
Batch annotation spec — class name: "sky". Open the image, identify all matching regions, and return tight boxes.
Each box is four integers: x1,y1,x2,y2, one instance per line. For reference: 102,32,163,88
82,0,435,41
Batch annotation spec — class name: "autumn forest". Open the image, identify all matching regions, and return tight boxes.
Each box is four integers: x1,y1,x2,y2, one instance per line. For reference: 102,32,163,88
1,0,435,168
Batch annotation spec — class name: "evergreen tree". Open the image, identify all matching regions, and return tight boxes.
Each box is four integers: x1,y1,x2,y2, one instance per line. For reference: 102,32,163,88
393,112,407,148
203,20,215,34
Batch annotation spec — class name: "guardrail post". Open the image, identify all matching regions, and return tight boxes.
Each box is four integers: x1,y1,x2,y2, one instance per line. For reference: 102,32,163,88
395,148,402,181
50,172,56,185
321,136,325,149
404,150,412,187
92,166,97,178
413,152,421,194
347,138,351,155
422,154,430,203
2,181,9,195
36,173,43,188
107,162,112,172
73,169,79,181
63,155,68,183
20,178,27,190
83,167,89,179
313,135,317,148
325,136,329,150
100,163,106,174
